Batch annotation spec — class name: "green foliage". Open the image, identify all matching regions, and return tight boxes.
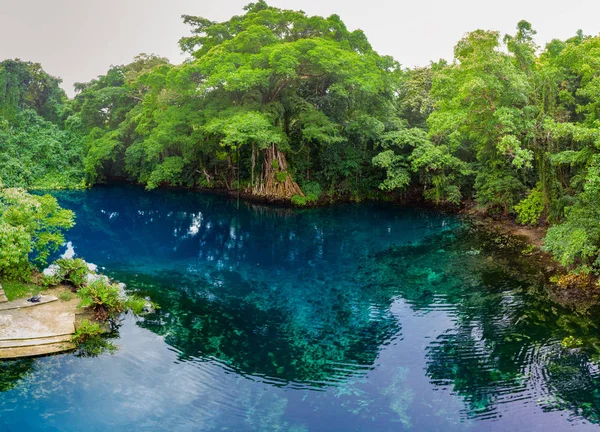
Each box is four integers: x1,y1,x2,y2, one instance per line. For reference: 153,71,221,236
0,60,85,190
291,181,322,206
76,4,401,199
0,110,84,189
0,278,40,301
77,279,126,320
4,7,600,275
0,188,74,279
0,59,66,123
146,156,186,190
71,319,103,344
77,277,155,320
521,244,536,255
475,168,526,214
561,336,584,349
427,24,537,211
124,296,153,315
71,319,117,357
42,258,89,288
515,187,545,225
58,290,75,302
544,204,600,272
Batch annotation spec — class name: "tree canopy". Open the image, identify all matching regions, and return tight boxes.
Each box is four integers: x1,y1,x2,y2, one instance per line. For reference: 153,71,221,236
0,60,84,189
3,4,600,274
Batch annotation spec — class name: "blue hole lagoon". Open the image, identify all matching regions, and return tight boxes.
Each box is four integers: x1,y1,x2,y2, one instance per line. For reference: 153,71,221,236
2,186,600,431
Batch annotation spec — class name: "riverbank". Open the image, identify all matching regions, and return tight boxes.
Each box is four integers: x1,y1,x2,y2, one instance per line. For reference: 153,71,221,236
458,203,600,309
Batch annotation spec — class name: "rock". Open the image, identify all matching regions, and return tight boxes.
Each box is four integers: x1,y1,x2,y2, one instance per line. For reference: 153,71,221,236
86,262,98,273
86,273,110,285
42,264,60,277
116,283,127,296
142,297,154,314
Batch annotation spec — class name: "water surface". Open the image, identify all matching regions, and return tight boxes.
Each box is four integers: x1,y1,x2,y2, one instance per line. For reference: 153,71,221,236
2,186,600,431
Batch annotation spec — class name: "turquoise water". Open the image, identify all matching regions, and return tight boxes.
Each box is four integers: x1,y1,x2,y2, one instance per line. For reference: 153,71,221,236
2,186,600,431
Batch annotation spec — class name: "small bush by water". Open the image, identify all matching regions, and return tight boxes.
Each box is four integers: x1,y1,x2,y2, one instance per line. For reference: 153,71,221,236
42,258,89,289
71,319,116,357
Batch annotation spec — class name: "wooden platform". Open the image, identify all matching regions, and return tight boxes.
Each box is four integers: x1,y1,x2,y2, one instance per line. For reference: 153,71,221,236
0,294,77,359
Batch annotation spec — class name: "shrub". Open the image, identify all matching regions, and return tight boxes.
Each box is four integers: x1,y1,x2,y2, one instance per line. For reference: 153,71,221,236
474,168,526,214
0,188,74,280
71,319,116,357
291,195,307,206
515,187,544,225
77,279,126,320
521,244,536,255
71,319,103,344
292,182,322,206
543,190,600,273
124,296,149,315
77,278,157,320
42,258,90,289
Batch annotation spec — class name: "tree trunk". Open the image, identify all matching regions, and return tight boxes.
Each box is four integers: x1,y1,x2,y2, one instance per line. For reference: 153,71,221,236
253,144,304,200
251,143,256,190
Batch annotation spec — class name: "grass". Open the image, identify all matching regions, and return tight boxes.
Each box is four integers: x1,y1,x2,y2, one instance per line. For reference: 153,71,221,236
0,278,41,301
58,290,75,302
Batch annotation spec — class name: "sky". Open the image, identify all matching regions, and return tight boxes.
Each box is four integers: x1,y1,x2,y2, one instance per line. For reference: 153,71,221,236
1,0,598,97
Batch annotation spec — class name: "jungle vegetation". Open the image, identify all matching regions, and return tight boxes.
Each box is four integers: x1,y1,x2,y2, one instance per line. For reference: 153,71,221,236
2,1,600,273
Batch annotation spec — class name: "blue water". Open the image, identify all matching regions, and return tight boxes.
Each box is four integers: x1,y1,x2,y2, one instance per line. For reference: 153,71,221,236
2,186,600,431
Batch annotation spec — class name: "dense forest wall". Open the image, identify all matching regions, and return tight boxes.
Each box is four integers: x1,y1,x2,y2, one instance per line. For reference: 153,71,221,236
2,1,600,273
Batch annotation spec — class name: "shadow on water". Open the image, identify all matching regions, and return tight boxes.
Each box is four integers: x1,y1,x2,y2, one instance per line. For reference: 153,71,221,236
0,360,35,392
5,185,600,430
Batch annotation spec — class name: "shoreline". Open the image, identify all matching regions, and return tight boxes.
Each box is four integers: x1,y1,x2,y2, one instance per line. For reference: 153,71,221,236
45,182,600,306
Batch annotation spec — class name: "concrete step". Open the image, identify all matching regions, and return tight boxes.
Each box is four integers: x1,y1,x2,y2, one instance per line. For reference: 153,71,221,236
0,295,58,311
0,341,76,359
0,334,73,349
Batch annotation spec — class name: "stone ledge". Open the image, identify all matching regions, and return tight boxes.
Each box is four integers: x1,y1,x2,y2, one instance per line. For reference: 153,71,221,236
0,295,58,311
0,341,76,359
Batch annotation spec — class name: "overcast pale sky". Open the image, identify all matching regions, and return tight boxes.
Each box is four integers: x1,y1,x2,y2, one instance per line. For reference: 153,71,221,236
1,0,597,97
